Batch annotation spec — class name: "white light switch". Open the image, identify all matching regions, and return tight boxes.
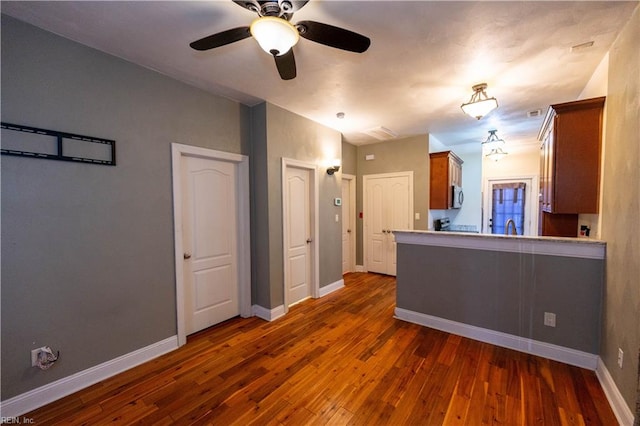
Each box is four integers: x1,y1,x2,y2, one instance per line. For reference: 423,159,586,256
415,212,420,220
335,214,339,223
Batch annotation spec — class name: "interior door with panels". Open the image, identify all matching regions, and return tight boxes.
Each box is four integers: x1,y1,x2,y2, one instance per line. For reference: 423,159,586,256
364,172,413,276
181,155,239,335
284,165,312,306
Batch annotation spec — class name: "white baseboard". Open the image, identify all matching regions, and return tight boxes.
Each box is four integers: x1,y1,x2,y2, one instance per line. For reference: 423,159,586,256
0,336,178,418
355,265,365,272
596,357,635,426
252,304,285,322
319,279,344,297
394,308,599,370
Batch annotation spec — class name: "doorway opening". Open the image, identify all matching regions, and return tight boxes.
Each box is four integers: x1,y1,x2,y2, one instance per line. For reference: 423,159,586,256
281,158,319,312
483,176,537,236
171,143,251,347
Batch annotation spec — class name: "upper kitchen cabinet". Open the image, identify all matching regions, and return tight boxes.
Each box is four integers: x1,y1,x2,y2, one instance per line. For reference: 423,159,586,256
429,150,463,209
538,97,605,215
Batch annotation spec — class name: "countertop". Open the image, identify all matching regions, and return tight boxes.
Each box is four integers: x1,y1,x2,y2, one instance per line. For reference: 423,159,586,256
392,230,606,259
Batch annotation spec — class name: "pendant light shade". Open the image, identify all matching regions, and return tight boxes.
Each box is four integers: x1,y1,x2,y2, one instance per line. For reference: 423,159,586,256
250,16,300,56
482,130,508,161
482,129,505,151
485,147,508,161
461,83,498,120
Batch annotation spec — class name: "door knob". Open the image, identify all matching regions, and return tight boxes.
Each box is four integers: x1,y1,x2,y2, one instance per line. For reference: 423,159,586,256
306,238,312,243
347,229,351,233
183,253,192,259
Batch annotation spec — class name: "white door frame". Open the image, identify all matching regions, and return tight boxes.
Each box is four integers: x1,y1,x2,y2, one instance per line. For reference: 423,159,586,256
363,171,414,273
482,175,538,236
342,174,356,273
282,158,319,313
171,143,251,347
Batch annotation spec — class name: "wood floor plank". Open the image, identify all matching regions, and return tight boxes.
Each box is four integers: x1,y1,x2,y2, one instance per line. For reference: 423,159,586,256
23,272,618,425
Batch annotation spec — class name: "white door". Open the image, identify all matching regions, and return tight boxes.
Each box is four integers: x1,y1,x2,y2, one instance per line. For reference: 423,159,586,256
386,176,411,275
364,173,413,276
182,155,239,335
285,166,312,305
341,176,354,274
367,178,387,274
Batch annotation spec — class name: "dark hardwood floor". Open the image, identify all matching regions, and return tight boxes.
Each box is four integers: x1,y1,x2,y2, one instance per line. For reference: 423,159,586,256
26,273,617,425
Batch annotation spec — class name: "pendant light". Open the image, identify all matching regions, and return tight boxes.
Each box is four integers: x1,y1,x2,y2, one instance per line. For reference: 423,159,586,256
482,130,508,161
461,83,498,120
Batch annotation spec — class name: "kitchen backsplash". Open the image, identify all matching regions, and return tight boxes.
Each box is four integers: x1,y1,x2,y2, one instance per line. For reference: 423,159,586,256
449,224,479,233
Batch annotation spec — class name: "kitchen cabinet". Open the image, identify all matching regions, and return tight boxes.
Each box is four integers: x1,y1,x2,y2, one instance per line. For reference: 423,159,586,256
538,96,605,237
429,150,463,209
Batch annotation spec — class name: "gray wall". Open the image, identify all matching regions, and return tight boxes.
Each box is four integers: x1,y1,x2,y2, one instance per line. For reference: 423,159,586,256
341,140,357,176
251,103,343,308
0,16,250,399
396,244,604,354
249,103,271,308
355,135,430,265
599,4,640,412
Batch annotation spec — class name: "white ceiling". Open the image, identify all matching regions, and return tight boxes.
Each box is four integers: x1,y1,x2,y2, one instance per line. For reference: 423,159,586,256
2,1,637,147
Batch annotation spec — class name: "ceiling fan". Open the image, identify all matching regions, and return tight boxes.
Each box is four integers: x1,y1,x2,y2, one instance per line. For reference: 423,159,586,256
190,0,371,80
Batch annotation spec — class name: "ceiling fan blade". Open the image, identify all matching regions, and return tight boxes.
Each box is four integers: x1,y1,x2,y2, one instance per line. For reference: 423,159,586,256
190,27,251,51
274,49,297,80
296,20,370,53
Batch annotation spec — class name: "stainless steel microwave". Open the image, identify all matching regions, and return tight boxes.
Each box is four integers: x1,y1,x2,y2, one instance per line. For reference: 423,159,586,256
452,185,464,209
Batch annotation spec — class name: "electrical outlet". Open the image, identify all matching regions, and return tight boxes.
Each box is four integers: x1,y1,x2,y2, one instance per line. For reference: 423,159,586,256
31,347,46,367
544,312,556,327
618,348,624,368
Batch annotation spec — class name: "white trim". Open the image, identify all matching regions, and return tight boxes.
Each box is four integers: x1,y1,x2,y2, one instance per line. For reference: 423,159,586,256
342,174,357,274
363,171,414,274
393,230,606,260
252,304,286,322
0,336,178,418
319,279,345,297
171,143,251,347
281,158,320,313
355,265,366,272
394,308,599,370
596,357,635,426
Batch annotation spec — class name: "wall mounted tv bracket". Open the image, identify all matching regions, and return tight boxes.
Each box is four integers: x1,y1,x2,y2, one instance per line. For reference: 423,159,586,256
1,122,116,166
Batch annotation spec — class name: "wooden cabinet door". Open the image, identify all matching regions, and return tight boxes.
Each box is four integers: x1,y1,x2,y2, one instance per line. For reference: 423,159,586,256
429,151,463,209
538,97,604,216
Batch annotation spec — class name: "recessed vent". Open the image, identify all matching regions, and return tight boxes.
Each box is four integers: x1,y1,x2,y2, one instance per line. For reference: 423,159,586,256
528,109,542,118
362,126,398,141
570,41,594,52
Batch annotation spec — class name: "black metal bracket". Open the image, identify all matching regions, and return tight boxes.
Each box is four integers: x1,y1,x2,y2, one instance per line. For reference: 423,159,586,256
1,122,116,166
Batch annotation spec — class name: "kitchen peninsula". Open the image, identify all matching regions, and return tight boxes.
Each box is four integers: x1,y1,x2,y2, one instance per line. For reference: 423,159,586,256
393,230,606,369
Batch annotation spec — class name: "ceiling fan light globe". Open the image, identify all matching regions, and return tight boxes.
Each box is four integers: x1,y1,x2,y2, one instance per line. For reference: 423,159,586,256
250,16,299,56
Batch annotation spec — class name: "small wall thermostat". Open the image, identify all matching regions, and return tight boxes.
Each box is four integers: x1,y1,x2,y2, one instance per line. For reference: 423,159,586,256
334,198,342,206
